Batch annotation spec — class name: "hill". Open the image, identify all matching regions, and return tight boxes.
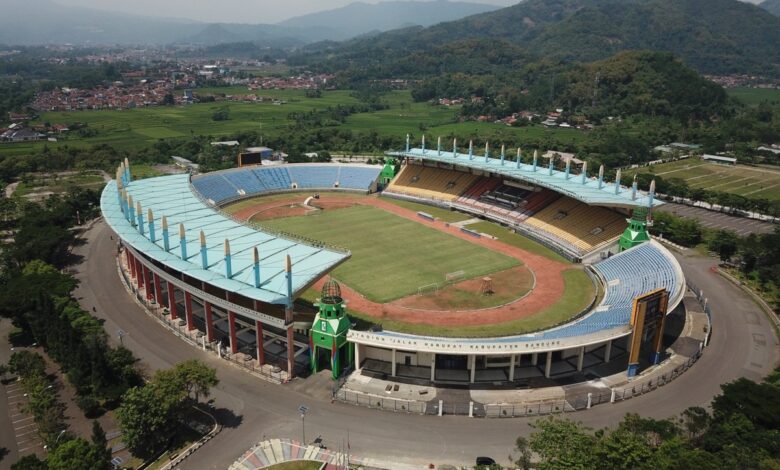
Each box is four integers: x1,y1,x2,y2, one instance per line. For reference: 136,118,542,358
761,0,780,15
277,1,501,41
0,0,501,46
297,0,780,78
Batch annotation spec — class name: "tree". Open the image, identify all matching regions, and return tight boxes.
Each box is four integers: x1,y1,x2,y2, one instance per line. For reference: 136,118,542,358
48,437,110,470
170,360,219,403
88,421,112,468
10,454,47,470
512,436,532,470
212,107,230,121
529,417,598,469
116,384,176,459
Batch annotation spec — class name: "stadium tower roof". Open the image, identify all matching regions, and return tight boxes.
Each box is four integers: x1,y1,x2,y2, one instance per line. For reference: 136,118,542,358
388,146,661,209
101,173,350,305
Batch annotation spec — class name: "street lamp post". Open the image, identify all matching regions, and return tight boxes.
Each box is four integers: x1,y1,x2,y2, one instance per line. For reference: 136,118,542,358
298,405,309,445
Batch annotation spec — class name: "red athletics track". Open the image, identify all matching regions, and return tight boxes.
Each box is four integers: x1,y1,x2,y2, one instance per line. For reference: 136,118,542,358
231,194,574,328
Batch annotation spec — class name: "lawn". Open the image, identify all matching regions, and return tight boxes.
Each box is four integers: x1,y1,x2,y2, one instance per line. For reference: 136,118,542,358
13,171,105,197
726,87,780,107
260,205,519,302
464,220,570,263
365,268,596,337
380,196,473,223
624,159,780,201
1,90,587,157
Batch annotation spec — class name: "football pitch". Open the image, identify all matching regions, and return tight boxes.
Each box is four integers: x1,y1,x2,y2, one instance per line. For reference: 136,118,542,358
260,205,520,303
626,159,780,201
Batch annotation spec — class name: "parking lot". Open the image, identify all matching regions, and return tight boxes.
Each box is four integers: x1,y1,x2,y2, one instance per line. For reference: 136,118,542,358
657,202,776,235
4,380,44,457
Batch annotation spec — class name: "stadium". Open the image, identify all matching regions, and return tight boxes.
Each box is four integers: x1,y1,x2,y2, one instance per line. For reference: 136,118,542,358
100,136,687,391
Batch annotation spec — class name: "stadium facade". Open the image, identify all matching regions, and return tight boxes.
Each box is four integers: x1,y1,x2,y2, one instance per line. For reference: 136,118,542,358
102,140,686,385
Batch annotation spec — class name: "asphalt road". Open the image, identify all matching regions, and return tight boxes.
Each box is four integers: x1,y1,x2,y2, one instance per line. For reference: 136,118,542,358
67,221,779,469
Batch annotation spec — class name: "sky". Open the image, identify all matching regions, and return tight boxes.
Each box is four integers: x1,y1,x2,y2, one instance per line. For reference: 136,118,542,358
54,0,516,24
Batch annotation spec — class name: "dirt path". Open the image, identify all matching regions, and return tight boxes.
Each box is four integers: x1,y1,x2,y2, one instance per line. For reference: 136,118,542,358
230,193,574,328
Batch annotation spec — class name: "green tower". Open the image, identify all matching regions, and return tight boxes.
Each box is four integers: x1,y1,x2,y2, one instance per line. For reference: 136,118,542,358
309,279,353,379
379,158,398,186
619,207,651,251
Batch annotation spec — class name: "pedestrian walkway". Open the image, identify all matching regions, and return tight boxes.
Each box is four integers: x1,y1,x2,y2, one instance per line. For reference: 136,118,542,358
229,438,416,470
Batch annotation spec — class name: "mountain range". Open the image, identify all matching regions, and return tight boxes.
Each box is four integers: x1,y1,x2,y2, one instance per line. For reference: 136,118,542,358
761,0,780,15
0,0,500,46
296,0,780,78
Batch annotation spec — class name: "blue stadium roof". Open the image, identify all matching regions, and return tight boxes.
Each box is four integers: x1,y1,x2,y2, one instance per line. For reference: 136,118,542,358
101,174,350,305
388,148,661,209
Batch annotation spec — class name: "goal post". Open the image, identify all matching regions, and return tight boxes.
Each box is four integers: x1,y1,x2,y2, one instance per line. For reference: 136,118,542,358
445,270,466,282
417,283,439,296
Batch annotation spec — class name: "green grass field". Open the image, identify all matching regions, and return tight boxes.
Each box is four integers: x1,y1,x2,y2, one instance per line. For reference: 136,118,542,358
380,197,473,223
13,171,105,197
1,90,585,156
727,87,780,107
624,158,780,201
260,205,519,303
369,269,595,337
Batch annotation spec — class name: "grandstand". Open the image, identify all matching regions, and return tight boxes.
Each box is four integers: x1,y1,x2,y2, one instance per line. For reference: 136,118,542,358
524,197,627,252
192,164,381,205
385,164,481,202
382,151,659,258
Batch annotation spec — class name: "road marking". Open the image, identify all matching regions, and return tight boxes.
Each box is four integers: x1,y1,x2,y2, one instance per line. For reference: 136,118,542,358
18,445,41,453
743,182,780,196
14,422,36,430
17,429,38,438
7,394,24,399
13,416,33,424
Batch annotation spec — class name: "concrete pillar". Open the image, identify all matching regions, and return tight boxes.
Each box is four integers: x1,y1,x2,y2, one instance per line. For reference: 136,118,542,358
228,311,238,355
604,340,612,363
126,250,136,279
136,259,144,288
577,347,585,372
255,320,265,366
469,401,474,417
509,355,516,382
167,283,178,319
545,352,553,379
143,265,153,301
184,292,194,331
355,344,362,371
469,355,476,384
430,353,436,382
610,389,616,403
153,273,163,305
587,392,593,409
204,301,214,342
531,352,538,366
391,349,397,377
286,326,295,378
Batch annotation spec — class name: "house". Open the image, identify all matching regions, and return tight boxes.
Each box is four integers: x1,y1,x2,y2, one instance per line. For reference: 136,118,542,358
8,113,31,122
1,127,45,142
701,154,737,165
211,140,240,147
